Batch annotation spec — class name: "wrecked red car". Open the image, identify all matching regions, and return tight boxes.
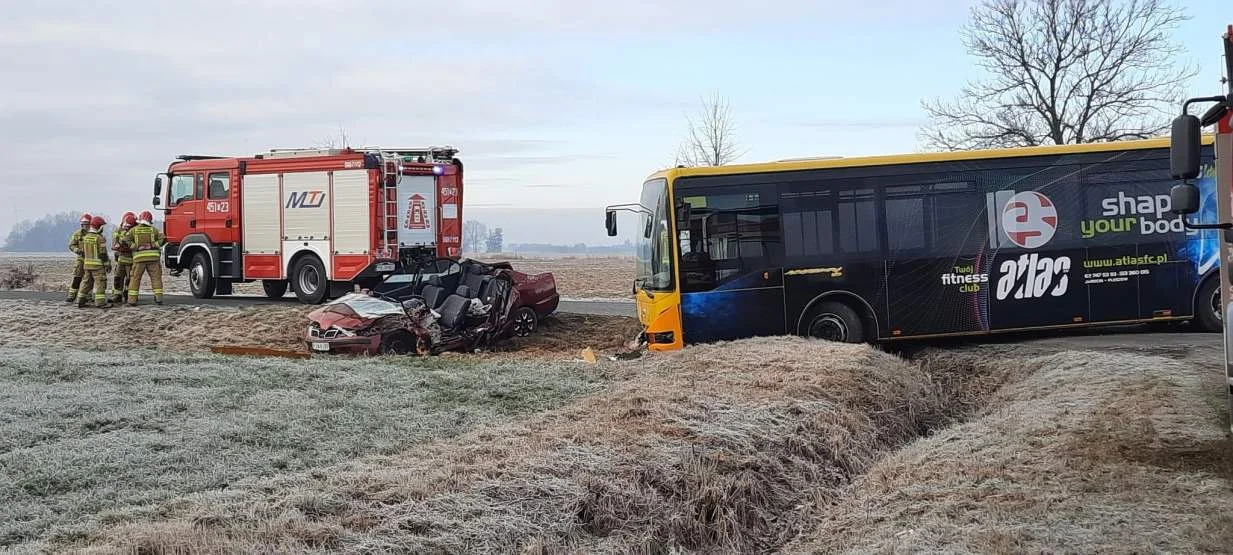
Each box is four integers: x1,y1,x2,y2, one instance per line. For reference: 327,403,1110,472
305,258,559,355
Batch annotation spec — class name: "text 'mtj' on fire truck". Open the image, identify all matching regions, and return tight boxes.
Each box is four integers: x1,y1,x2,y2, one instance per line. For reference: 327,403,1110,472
152,146,462,304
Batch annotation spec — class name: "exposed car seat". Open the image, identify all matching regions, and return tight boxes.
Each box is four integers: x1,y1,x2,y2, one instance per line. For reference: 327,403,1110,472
421,276,447,310
462,265,492,300
436,294,471,330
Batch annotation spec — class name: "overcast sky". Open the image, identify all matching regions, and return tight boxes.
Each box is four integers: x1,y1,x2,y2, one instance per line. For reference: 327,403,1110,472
1,0,1228,245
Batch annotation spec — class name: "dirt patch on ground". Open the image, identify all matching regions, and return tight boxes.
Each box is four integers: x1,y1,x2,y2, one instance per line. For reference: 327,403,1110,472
1,255,266,296
0,300,639,361
70,338,995,554
492,312,644,360
786,344,1233,554
3,254,635,299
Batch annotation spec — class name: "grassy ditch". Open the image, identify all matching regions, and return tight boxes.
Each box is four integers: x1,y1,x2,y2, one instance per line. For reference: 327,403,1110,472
0,347,605,549
788,342,1233,554
69,337,1003,554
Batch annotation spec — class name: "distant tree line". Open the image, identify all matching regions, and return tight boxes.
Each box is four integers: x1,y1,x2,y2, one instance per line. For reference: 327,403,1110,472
462,220,504,254
509,240,634,255
3,211,163,252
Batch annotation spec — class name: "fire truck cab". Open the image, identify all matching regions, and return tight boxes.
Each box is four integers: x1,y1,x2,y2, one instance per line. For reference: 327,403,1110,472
152,146,463,304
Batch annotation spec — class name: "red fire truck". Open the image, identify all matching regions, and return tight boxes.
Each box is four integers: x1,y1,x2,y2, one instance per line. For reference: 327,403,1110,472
152,146,463,304
1169,25,1233,431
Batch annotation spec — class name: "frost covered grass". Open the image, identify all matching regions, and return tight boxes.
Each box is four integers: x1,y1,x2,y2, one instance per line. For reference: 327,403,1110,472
70,338,998,554
0,347,605,549
7,331,1225,554
788,340,1233,554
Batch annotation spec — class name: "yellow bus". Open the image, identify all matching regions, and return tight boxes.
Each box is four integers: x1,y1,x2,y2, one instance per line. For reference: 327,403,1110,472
607,137,1223,351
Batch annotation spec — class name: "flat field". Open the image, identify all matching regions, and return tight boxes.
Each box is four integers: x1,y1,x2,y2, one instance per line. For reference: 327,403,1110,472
1,254,636,300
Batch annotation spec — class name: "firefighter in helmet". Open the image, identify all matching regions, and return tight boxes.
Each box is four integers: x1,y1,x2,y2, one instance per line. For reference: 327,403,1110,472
65,212,92,302
111,211,136,303
127,210,165,306
76,215,112,308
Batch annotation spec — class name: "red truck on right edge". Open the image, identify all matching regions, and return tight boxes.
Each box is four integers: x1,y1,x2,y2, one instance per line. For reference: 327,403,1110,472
1168,24,1233,432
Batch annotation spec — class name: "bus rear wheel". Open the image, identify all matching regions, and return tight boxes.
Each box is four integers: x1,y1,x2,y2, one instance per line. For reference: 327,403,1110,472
1196,277,1222,333
802,301,864,343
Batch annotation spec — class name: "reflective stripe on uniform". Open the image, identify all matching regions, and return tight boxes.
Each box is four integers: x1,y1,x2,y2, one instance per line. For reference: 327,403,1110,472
81,233,105,270
129,225,162,262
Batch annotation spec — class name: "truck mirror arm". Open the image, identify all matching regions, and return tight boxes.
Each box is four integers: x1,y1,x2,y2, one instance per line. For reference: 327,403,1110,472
1181,218,1233,231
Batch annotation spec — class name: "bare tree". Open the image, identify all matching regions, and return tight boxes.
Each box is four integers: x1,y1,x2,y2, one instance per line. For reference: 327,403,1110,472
921,0,1195,150
675,92,745,166
320,124,351,149
462,220,488,255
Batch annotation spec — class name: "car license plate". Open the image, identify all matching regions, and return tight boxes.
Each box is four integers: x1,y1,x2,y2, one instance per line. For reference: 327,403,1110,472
375,262,395,272
311,342,330,352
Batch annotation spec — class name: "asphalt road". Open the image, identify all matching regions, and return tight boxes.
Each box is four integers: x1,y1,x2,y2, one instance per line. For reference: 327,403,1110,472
0,290,637,317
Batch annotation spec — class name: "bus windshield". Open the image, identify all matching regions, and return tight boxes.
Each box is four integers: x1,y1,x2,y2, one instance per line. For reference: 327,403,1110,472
635,178,673,292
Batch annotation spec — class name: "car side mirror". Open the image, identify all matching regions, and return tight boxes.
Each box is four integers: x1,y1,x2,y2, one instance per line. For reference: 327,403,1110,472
152,196,161,207
1170,114,1202,180
605,210,617,237
1170,183,1200,215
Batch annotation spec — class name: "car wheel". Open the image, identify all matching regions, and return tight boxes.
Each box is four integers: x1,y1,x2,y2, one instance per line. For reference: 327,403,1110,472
291,256,328,304
512,307,538,337
1196,277,1221,333
801,301,864,343
379,331,415,355
188,253,215,299
262,280,288,299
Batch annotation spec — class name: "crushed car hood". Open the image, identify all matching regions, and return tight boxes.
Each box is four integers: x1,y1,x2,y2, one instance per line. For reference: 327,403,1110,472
307,293,405,331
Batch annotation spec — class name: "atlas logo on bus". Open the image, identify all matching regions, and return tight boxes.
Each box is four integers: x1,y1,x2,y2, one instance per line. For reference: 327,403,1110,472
1080,191,1195,239
1000,191,1058,249
995,254,1070,300
286,191,327,209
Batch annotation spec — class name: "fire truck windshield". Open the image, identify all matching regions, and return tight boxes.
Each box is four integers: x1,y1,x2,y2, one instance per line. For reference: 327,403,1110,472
169,174,194,205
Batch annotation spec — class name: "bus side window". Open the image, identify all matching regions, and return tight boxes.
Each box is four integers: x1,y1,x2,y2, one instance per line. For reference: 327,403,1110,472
677,187,781,292
782,182,880,262
884,180,984,257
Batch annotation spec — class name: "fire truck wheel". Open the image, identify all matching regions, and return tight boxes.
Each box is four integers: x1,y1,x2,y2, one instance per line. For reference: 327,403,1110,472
262,280,289,299
291,256,328,304
188,253,215,299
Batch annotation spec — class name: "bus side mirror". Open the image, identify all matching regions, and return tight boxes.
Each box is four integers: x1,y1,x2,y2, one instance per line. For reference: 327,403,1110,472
1170,114,1201,180
1170,183,1200,215
605,210,617,237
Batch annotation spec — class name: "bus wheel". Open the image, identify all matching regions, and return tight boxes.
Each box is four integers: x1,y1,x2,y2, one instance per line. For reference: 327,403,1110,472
803,301,864,343
1196,277,1222,333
